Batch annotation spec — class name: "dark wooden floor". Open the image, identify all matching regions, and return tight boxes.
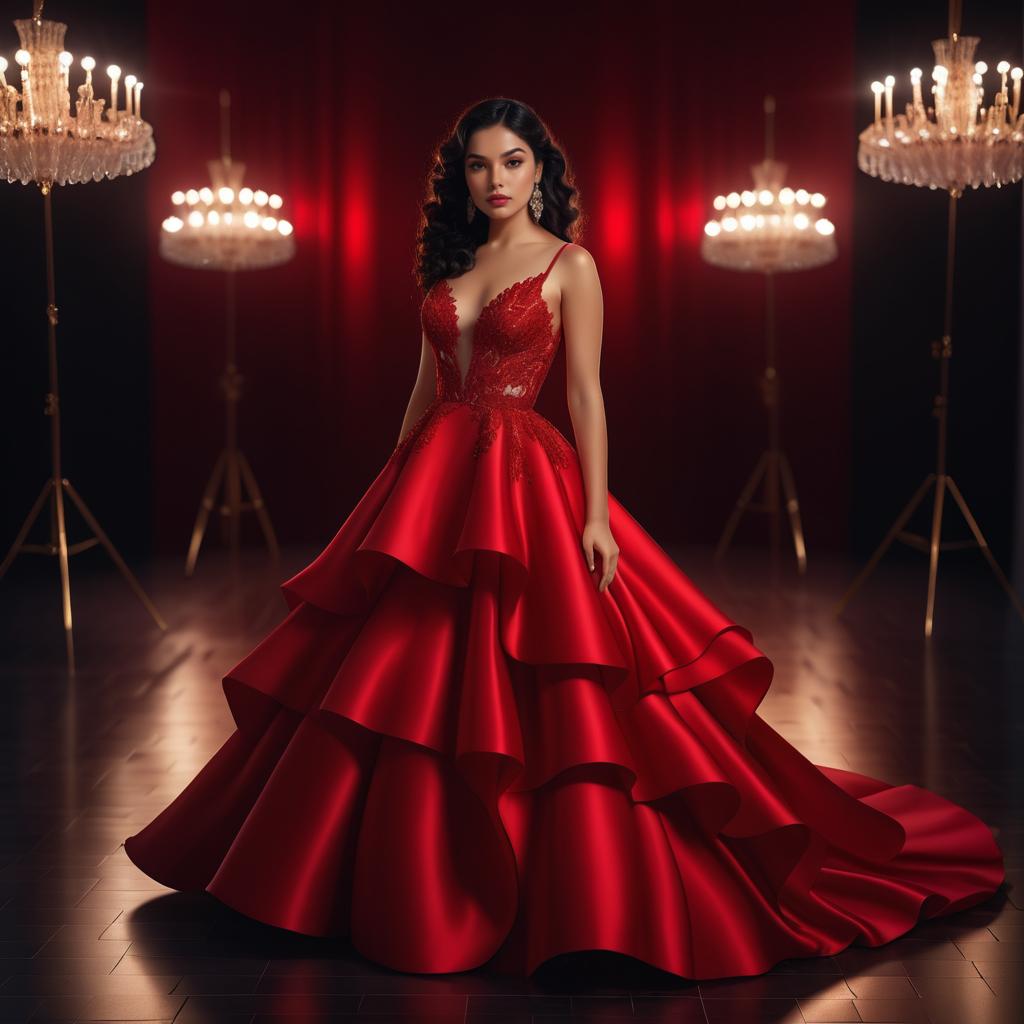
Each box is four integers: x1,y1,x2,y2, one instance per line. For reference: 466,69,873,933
0,538,1021,1024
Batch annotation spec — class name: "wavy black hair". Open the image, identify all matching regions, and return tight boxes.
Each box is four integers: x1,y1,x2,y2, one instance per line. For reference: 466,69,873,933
414,97,584,294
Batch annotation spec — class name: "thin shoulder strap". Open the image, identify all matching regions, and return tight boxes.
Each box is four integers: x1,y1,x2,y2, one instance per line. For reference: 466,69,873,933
541,241,572,279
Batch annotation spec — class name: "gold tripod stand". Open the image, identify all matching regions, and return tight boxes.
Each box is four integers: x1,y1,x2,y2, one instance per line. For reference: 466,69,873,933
0,182,167,673
714,269,808,573
183,265,280,576
835,188,1024,636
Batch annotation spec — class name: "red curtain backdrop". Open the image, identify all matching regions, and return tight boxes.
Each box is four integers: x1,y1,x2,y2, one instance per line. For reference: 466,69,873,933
145,0,856,556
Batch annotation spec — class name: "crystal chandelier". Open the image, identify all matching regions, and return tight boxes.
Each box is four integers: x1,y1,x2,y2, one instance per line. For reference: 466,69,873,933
838,0,1024,637
0,2,163,674
701,160,836,273
0,2,154,186
704,97,836,575
701,96,836,275
160,92,295,276
160,160,295,270
164,91,291,577
858,30,1022,190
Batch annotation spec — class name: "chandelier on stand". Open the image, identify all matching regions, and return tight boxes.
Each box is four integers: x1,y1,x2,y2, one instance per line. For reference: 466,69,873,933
0,1,162,673
159,89,294,577
836,0,1024,637
703,95,837,574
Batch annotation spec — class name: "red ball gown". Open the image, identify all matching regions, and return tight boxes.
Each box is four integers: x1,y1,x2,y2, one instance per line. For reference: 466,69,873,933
125,240,1004,979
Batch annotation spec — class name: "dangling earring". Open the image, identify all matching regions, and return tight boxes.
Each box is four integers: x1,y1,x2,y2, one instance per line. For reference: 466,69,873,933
466,195,476,223
529,181,544,223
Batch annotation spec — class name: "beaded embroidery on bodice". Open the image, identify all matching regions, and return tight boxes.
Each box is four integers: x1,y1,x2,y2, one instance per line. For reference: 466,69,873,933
393,241,576,483
421,241,571,408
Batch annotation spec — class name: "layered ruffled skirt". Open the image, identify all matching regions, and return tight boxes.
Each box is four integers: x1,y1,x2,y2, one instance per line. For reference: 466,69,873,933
124,402,1004,978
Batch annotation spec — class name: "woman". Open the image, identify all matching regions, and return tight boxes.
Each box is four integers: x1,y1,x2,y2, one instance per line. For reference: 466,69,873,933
125,97,1004,980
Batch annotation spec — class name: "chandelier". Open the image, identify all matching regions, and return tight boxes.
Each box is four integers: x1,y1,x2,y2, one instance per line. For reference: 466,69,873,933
161,159,294,270
160,128,295,273
858,34,1022,190
837,0,1024,637
0,2,154,186
703,97,834,575
701,160,836,273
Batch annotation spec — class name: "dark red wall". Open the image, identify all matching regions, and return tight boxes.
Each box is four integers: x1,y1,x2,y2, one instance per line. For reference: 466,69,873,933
145,0,856,556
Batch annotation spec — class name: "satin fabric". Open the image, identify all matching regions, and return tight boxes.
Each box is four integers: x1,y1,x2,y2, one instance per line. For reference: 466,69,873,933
124,397,1005,979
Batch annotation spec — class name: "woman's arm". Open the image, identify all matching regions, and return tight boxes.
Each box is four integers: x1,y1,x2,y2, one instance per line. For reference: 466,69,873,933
560,245,619,592
396,331,438,447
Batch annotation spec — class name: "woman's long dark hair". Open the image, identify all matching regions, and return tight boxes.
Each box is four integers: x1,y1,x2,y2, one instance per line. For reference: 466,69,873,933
414,97,584,294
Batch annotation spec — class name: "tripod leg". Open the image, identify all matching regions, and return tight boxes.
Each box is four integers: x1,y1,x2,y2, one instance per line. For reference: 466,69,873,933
52,477,75,671
237,451,280,564
62,480,168,631
835,474,935,617
0,479,54,579
945,475,1024,625
185,451,227,577
924,474,948,638
715,451,769,562
224,449,242,565
778,451,807,574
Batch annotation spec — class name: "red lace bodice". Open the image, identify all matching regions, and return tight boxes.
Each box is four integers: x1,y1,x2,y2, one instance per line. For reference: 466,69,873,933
394,241,576,482
422,239,571,408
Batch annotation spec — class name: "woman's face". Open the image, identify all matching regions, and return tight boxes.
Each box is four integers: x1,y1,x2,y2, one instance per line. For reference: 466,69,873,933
464,124,541,222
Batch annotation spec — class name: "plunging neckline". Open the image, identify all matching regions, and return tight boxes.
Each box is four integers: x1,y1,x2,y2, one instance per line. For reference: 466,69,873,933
438,272,548,393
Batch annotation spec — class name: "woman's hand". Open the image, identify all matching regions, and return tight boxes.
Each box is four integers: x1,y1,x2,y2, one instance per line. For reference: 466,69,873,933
581,518,619,592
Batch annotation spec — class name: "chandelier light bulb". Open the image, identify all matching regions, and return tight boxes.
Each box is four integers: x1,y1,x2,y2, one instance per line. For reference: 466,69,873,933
268,193,282,209
171,190,185,205
726,191,740,208
15,49,29,66
218,186,234,203
705,221,722,236
58,51,72,69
